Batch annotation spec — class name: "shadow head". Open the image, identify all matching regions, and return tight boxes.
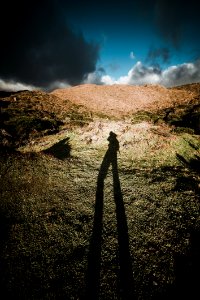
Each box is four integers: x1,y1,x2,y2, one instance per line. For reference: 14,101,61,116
108,131,118,142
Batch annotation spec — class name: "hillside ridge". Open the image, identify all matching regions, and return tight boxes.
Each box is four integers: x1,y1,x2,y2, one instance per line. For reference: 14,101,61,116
51,83,200,117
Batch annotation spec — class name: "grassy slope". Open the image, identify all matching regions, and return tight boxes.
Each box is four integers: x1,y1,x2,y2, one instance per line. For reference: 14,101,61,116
1,114,200,299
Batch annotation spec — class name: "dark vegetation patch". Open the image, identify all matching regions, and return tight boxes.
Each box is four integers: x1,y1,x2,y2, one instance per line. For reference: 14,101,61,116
131,96,200,134
162,101,200,134
0,92,63,148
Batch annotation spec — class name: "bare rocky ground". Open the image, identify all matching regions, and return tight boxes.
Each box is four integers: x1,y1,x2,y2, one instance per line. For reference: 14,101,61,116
0,84,200,299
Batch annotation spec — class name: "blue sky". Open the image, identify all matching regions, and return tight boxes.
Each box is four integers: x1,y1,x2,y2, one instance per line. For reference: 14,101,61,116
66,0,200,78
0,0,200,90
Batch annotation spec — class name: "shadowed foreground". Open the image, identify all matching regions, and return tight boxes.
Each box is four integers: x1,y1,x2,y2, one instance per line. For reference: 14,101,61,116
0,127,200,299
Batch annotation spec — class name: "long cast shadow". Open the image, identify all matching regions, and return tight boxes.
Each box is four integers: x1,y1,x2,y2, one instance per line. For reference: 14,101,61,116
86,132,135,299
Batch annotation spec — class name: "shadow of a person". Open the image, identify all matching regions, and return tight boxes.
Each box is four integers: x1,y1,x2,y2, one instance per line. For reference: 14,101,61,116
85,132,135,299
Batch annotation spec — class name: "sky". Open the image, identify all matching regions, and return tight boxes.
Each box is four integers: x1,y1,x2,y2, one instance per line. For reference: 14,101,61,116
1,0,200,91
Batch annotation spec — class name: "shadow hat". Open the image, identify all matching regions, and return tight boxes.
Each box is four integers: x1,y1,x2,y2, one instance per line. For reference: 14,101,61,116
109,131,117,137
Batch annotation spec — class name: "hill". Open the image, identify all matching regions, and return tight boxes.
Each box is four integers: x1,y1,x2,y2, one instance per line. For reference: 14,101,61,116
51,83,200,117
0,83,200,299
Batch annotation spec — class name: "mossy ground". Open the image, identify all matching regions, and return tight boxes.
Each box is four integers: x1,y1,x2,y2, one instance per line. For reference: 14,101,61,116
0,116,200,299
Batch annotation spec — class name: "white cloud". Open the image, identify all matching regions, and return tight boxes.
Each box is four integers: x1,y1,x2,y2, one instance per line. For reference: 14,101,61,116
117,61,161,85
85,60,200,87
130,51,135,60
161,61,200,86
101,75,115,85
0,79,38,92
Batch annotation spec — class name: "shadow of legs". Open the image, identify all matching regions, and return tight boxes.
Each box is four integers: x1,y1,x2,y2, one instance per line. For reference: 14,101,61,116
112,156,135,299
85,154,110,299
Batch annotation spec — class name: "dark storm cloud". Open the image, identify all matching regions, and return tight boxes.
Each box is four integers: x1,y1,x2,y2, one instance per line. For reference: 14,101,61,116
154,0,181,47
0,0,99,89
154,0,200,48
